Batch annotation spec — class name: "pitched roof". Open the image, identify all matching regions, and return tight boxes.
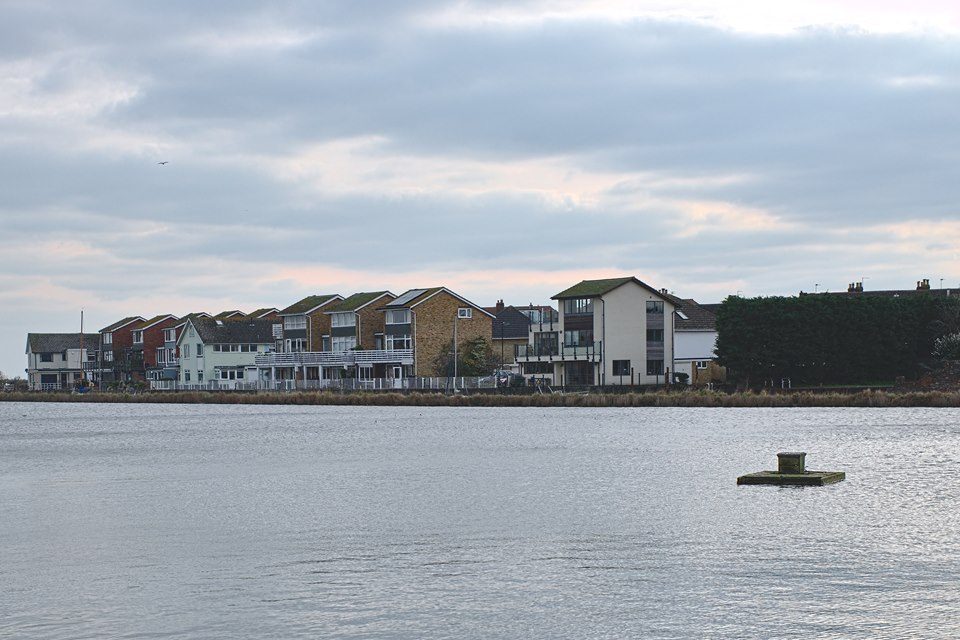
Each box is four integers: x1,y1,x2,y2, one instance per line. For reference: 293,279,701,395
492,306,532,340
214,310,245,320
326,291,394,313
188,318,276,344
132,314,179,331
100,316,144,333
27,333,100,353
174,312,211,328
673,299,717,331
246,308,279,318
384,287,494,316
279,294,342,315
552,276,669,301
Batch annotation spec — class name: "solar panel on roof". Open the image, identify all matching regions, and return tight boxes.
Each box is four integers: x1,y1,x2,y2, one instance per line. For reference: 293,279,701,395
388,288,429,306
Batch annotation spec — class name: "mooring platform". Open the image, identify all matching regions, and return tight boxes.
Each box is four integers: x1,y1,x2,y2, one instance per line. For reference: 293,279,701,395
737,452,845,486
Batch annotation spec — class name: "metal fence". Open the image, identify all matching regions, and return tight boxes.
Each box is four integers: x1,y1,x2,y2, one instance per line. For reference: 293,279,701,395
149,377,497,392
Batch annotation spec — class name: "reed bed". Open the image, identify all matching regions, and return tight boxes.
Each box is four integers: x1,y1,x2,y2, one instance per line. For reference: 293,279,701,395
3,389,960,407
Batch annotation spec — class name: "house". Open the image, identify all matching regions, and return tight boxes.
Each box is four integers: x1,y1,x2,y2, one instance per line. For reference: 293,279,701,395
486,301,558,371
97,316,145,384
321,291,397,380
808,278,959,299
176,317,276,389
214,310,246,321
270,294,343,382
25,333,100,390
515,277,675,386
669,298,725,385
128,314,181,383
148,312,210,388
381,287,494,378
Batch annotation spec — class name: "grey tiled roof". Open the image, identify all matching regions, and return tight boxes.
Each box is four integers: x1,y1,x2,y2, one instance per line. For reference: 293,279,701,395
100,316,144,333
492,306,532,340
674,299,717,331
190,318,276,344
27,333,100,353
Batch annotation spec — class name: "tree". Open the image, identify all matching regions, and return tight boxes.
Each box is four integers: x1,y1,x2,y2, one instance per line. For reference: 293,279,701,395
934,333,960,360
433,336,497,377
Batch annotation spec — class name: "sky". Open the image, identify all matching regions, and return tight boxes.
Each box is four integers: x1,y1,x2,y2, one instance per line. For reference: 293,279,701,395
2,0,959,377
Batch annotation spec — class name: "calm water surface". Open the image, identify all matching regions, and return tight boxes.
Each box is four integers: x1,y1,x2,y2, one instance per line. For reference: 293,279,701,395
1,402,958,638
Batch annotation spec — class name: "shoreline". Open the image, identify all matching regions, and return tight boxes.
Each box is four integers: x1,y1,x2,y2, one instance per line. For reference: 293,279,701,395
2,389,959,407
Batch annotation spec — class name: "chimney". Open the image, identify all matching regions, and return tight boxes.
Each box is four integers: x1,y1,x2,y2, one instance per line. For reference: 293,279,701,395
495,299,504,313
918,279,930,290
848,283,856,293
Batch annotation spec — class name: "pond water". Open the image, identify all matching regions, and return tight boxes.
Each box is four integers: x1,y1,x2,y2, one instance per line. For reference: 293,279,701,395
1,402,958,638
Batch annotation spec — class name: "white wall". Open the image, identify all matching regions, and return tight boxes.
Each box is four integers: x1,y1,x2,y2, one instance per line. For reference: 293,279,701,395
675,330,717,361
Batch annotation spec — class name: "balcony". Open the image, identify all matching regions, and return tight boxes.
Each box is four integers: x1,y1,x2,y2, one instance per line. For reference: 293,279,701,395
516,341,601,362
255,349,414,367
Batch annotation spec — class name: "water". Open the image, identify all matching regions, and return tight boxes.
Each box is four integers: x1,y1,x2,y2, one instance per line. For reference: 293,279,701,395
1,402,958,638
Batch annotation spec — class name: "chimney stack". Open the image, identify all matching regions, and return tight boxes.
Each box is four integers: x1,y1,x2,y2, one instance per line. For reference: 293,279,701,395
917,279,930,290
495,299,504,313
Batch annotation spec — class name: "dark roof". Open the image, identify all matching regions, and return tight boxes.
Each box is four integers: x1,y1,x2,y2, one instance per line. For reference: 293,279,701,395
492,306,531,340
552,276,670,301
27,333,100,353
246,308,279,318
214,310,245,320
174,312,210,328
326,291,393,313
698,303,722,315
279,294,341,315
133,314,179,330
188,318,276,344
100,316,144,333
383,287,494,316
673,299,717,331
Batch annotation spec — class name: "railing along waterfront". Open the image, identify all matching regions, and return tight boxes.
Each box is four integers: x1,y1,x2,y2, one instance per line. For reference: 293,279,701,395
149,376,495,392
254,349,414,366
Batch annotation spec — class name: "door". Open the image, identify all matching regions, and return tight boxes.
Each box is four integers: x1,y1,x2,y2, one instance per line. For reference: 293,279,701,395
392,365,403,389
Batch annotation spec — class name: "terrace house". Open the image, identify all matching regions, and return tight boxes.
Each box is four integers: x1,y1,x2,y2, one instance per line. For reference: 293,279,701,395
97,316,144,384
128,314,180,383
271,294,342,382
515,277,675,386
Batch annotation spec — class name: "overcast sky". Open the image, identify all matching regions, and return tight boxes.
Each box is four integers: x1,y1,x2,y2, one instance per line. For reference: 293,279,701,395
2,1,959,376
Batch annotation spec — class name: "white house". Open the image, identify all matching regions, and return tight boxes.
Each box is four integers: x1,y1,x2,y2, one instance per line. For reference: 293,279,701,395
25,333,100,390
176,317,276,389
670,298,724,385
515,277,675,386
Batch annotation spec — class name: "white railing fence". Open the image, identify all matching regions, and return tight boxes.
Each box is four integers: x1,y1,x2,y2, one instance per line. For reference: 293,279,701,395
148,376,496,392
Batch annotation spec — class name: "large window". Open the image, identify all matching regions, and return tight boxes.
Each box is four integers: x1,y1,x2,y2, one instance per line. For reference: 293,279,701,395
332,336,357,352
386,335,411,350
533,332,558,355
156,348,166,364
563,298,593,315
283,315,307,330
386,309,410,324
132,330,143,344
563,329,593,347
646,359,664,375
164,328,176,342
646,300,664,314
103,332,113,344
646,329,664,342
196,344,204,357
40,353,53,362
613,360,631,376
331,312,356,327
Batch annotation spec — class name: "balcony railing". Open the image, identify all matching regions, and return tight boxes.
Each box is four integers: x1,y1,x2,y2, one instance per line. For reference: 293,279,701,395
516,341,601,361
255,348,414,367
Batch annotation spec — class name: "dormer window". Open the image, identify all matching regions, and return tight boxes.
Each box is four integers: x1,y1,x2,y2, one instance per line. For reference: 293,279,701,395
386,309,410,324
457,307,473,319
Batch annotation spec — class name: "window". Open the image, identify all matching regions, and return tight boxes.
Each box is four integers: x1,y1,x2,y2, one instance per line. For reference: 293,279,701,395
332,336,357,352
358,366,373,380
40,353,53,362
182,344,190,358
213,344,222,352
646,329,664,342
646,359,664,376
563,329,593,347
103,332,113,344
220,369,230,380
386,335,411,350
322,335,330,351
283,315,307,330
198,371,204,382
104,350,113,362
196,344,204,357
132,330,143,344
457,307,472,319
613,360,631,376
386,309,410,324
676,311,689,320
164,328,176,342
696,360,710,369
184,370,191,382
237,369,244,379
286,338,305,353
646,300,664,314
331,312,356,327
156,348,166,364
563,298,593,315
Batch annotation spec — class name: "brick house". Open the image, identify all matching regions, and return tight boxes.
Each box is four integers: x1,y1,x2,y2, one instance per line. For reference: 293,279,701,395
515,277,675,386
128,314,181,382
320,291,397,380
382,287,494,378
97,316,144,385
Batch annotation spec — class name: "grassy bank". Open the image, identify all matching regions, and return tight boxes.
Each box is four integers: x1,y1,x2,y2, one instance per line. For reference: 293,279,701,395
3,389,960,407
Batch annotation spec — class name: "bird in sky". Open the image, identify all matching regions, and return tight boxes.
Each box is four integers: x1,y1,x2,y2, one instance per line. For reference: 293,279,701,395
157,161,169,165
